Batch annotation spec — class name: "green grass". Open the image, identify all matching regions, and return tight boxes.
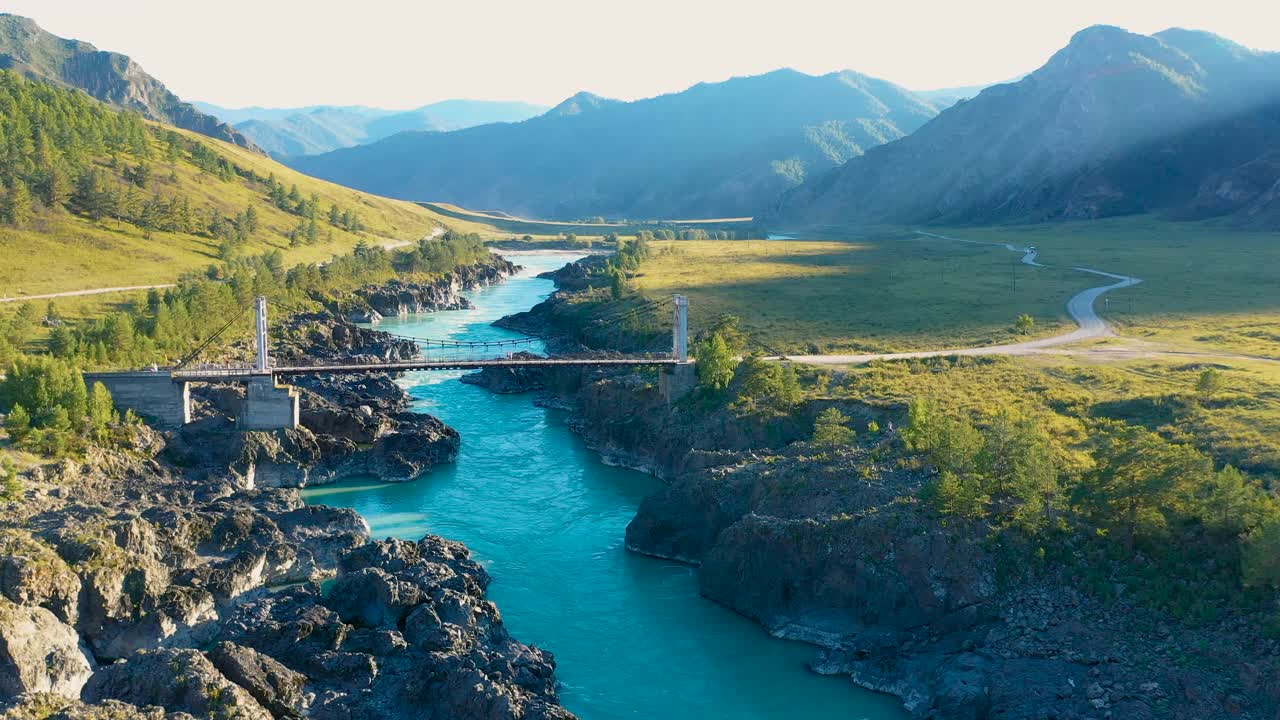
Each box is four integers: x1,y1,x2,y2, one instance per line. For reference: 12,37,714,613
929,217,1280,357
630,217,1280,357
632,235,1092,353
826,353,1280,480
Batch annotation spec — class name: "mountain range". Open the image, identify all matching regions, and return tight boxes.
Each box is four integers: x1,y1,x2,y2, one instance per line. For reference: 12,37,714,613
0,13,258,152
770,26,1280,228
287,69,941,219
195,100,550,157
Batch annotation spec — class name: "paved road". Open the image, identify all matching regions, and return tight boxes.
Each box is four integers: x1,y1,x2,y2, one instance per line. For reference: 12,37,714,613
0,284,177,304
780,231,1145,366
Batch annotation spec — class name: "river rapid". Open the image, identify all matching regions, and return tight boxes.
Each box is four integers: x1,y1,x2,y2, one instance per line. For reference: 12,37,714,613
303,252,903,720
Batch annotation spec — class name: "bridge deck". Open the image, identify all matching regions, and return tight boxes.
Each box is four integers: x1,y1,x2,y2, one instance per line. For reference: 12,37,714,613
171,357,679,382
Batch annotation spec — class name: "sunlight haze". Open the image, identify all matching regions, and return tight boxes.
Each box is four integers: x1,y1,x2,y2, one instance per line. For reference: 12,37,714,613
3,0,1277,107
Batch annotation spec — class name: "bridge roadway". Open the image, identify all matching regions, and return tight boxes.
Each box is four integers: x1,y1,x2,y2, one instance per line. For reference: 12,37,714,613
171,356,680,382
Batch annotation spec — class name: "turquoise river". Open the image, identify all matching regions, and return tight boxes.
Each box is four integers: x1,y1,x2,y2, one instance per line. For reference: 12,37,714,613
302,252,903,720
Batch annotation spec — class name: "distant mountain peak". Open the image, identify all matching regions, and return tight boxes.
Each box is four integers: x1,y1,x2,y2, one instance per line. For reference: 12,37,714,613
548,91,620,116
0,13,260,152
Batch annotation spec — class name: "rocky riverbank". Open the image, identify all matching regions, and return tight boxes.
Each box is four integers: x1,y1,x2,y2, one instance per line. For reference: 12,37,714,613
0,259,575,720
473,256,1280,720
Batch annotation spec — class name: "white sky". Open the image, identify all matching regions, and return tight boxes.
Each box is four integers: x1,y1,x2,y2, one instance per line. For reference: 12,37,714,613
4,0,1278,109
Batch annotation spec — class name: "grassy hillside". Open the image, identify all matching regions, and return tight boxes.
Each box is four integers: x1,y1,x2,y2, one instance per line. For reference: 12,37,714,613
0,80,438,301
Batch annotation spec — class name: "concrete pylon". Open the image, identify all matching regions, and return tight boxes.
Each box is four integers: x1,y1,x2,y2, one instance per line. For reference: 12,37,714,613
254,296,270,373
672,294,688,362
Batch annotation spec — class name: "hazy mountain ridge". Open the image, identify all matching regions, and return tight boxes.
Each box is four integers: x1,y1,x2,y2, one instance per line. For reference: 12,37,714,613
287,68,941,219
0,13,259,152
770,25,1280,228
197,99,550,157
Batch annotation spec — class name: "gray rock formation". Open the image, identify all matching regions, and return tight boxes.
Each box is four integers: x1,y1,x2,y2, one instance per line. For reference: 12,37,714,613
82,647,272,720
0,603,95,698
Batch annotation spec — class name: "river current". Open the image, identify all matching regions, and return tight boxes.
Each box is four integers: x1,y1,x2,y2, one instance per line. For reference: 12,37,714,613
302,253,902,720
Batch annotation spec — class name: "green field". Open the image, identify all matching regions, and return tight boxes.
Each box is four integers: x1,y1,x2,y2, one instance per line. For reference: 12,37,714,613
422,202,755,238
631,218,1280,358
632,235,1092,353
932,218,1280,356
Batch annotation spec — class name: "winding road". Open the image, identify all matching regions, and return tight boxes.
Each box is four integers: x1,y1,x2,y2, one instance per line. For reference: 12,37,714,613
780,231,1148,366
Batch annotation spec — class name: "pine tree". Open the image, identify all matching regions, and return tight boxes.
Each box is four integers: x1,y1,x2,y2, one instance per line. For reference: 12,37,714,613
812,408,854,448
2,179,34,226
87,381,116,443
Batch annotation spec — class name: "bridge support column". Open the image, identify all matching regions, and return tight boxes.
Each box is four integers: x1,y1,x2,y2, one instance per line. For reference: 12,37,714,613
239,376,300,431
84,372,190,430
659,362,697,404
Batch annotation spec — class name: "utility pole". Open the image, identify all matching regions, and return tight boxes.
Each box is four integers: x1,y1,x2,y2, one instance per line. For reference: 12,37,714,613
672,294,688,362
254,296,270,373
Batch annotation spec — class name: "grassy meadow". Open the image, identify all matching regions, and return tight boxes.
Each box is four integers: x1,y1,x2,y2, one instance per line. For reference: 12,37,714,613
631,217,1280,358
932,218,1280,357
632,234,1094,353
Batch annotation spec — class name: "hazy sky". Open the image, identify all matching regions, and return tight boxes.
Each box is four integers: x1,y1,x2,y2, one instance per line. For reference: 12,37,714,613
4,0,1277,109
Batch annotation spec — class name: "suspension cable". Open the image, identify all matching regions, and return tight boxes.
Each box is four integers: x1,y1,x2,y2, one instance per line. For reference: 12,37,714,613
173,302,254,370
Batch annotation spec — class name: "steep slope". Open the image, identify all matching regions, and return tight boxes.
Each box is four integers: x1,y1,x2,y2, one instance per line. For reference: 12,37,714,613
197,100,549,157
770,26,1280,228
0,13,258,152
0,71,437,299
288,69,940,219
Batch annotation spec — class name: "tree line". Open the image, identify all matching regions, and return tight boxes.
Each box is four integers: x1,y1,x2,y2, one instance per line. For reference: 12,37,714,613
903,396,1280,621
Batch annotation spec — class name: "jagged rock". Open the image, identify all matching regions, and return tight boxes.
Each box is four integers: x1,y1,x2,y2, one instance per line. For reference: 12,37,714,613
208,642,309,719
82,647,272,720
352,260,516,318
0,696,175,720
0,602,95,699
0,531,81,624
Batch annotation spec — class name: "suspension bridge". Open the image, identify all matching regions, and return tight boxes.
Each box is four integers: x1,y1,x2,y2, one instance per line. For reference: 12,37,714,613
85,295,696,431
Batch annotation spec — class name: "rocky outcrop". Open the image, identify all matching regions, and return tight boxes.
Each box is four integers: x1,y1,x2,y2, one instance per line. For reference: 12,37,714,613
0,603,95,699
216,537,572,720
624,437,1280,719
208,642,309,719
82,647,273,720
351,258,518,319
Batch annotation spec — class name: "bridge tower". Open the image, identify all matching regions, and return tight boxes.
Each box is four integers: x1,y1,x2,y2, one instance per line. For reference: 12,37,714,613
661,294,696,403
254,295,270,373
672,294,688,362
241,295,300,431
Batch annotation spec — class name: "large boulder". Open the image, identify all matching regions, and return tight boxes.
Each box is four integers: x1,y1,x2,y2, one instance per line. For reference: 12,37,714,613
81,647,272,720
208,642,309,719
0,602,95,699
0,531,81,624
